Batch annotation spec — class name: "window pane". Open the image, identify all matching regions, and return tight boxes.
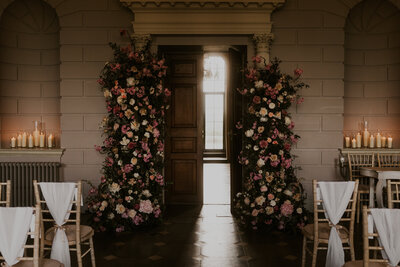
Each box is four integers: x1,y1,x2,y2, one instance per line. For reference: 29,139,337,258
203,55,226,93
205,94,224,150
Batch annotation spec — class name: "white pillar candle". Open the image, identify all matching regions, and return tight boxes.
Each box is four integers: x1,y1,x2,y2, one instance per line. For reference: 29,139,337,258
28,134,33,148
21,132,27,148
33,129,39,147
17,134,22,147
363,129,370,148
369,135,375,148
376,132,382,148
356,132,362,148
351,138,357,148
388,137,393,149
345,136,351,148
47,134,53,148
10,137,16,148
382,136,387,148
39,133,45,148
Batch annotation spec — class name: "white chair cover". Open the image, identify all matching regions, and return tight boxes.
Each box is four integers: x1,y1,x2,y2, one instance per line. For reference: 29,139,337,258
39,183,76,267
318,181,355,267
370,209,400,266
0,207,33,266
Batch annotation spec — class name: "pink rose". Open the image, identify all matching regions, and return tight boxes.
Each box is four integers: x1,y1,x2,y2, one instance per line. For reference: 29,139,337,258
139,200,153,214
280,202,294,217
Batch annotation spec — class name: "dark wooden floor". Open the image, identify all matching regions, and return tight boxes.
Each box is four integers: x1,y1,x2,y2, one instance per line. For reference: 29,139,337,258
79,204,364,267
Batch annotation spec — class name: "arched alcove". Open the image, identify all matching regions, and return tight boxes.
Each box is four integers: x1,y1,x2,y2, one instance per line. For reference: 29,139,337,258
0,0,60,148
344,0,400,147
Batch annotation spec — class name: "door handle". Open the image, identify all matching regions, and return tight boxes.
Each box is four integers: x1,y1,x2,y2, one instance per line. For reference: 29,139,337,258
201,130,205,139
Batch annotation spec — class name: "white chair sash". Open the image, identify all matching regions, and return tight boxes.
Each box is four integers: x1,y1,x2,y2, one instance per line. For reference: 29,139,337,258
39,182,76,267
370,209,400,266
318,181,355,267
0,207,33,266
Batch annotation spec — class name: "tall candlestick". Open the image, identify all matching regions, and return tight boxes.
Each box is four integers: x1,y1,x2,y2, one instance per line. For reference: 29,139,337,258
382,136,387,148
376,131,382,148
39,133,45,148
33,121,40,147
345,136,351,148
10,137,16,148
351,137,357,148
356,132,362,148
21,132,27,148
388,137,393,149
28,134,33,148
47,134,53,148
369,135,375,148
17,134,22,147
363,121,370,148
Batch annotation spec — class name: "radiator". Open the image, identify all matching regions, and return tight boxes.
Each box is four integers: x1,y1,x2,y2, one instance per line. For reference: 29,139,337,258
0,162,61,207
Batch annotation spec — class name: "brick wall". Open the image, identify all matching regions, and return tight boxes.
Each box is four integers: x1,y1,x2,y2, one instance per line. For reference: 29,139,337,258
0,0,60,147
343,0,400,146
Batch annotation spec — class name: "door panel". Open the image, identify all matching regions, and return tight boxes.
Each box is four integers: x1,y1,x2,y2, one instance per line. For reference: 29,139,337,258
161,46,204,204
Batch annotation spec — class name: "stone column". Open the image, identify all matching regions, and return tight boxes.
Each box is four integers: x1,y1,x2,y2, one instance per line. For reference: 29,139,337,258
253,33,274,68
131,34,152,52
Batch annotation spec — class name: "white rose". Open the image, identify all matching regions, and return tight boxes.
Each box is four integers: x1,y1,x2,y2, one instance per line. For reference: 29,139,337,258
255,80,264,89
259,107,268,117
103,90,111,98
109,183,120,193
144,132,150,138
270,200,276,207
115,204,125,214
257,158,265,167
253,145,259,151
255,196,266,206
297,208,303,214
128,209,137,218
126,77,135,86
284,189,293,196
118,160,122,166
129,98,135,105
269,102,276,109
278,95,284,102
285,116,291,126
108,213,115,219
142,190,152,197
142,120,148,125
245,129,254,138
120,136,130,146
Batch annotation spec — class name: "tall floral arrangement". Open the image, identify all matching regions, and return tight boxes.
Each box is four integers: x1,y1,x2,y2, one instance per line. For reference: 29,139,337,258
233,57,308,232
87,35,170,232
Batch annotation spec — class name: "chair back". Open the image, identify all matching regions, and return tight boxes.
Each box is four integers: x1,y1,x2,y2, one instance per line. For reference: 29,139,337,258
387,179,400,209
0,205,40,267
313,180,358,241
348,153,374,186
378,153,400,167
33,180,82,239
0,180,11,207
362,206,390,267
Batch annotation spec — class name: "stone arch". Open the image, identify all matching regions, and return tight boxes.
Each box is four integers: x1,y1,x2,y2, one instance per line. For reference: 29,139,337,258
343,0,400,142
0,0,60,147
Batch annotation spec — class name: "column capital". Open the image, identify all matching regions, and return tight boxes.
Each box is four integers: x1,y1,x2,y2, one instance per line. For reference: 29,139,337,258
131,34,152,52
252,33,274,68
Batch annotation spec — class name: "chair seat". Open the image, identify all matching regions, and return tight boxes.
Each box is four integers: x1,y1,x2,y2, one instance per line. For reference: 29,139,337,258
302,223,349,241
44,224,94,245
13,258,65,267
342,260,387,267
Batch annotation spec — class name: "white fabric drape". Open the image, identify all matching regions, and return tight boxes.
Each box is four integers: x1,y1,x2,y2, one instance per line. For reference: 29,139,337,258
370,209,400,266
318,181,355,267
39,183,76,267
0,207,33,266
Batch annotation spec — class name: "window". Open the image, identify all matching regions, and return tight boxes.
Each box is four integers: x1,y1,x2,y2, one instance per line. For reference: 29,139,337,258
203,54,226,152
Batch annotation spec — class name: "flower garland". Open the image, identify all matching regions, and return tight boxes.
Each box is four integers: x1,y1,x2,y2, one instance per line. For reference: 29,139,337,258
233,57,308,232
87,38,170,232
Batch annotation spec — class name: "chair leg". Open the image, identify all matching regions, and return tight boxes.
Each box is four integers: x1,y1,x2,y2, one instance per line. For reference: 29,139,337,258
89,237,96,267
350,241,355,261
356,192,361,224
76,241,83,267
311,241,318,267
301,236,307,267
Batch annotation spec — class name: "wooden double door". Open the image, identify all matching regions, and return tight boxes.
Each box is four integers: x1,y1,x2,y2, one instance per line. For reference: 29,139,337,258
160,46,244,205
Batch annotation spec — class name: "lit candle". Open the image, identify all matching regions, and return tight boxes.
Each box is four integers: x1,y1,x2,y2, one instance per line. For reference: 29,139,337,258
47,134,53,148
388,137,393,149
382,136,387,148
17,134,22,147
10,137,16,148
369,135,375,148
28,134,33,148
33,129,39,147
376,131,382,148
363,121,370,148
345,136,351,148
356,132,362,148
39,133,45,148
351,137,357,148
21,132,27,148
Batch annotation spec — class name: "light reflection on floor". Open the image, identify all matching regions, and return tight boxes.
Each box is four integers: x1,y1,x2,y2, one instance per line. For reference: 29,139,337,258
203,163,230,205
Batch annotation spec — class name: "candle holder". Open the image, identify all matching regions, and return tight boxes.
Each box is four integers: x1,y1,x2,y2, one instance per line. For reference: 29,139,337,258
32,121,41,148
